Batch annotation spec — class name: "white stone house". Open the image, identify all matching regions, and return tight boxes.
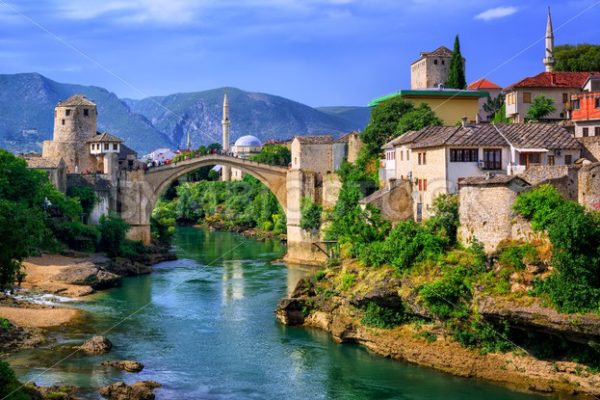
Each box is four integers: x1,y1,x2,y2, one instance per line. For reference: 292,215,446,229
381,123,581,220
291,135,334,175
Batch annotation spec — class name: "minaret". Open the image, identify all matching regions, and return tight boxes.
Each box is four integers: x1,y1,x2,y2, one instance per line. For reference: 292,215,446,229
221,93,231,181
544,7,555,73
186,131,191,151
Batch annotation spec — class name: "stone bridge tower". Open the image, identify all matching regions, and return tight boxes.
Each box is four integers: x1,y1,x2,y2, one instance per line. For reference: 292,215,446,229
42,95,98,173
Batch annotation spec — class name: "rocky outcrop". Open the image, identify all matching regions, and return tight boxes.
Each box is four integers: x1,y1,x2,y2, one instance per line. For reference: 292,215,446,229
0,322,45,354
478,297,600,344
53,263,121,289
79,336,112,354
26,383,79,400
101,360,144,372
99,381,161,400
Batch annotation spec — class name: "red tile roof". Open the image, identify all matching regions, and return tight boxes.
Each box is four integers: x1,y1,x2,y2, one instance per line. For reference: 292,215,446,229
467,79,502,90
505,71,598,91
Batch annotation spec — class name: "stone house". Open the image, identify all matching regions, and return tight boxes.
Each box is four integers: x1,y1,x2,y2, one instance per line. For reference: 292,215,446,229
381,123,581,220
291,135,334,175
24,156,67,193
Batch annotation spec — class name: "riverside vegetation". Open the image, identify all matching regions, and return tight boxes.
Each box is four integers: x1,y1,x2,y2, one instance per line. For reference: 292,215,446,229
277,95,600,396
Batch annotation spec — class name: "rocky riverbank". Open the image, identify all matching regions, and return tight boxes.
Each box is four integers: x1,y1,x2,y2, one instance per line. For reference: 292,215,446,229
0,245,176,354
277,261,600,399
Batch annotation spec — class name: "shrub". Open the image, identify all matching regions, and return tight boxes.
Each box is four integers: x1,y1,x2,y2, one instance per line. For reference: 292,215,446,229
300,197,322,231
450,319,513,354
99,214,130,258
361,302,407,329
426,194,459,246
513,184,563,231
419,267,472,319
314,270,327,281
339,273,356,291
67,186,97,217
0,360,30,400
497,242,537,271
0,318,10,330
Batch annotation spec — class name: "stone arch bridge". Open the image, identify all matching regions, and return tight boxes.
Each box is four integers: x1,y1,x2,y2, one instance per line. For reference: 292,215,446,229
118,154,327,265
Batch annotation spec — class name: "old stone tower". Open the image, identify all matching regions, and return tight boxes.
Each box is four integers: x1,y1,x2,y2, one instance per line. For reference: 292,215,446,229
42,95,98,173
410,46,454,89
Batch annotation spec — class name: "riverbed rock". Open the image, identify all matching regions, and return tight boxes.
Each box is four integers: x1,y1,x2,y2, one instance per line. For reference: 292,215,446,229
79,336,112,354
101,360,144,372
26,383,79,400
53,263,121,289
0,321,45,354
276,298,307,326
99,381,161,400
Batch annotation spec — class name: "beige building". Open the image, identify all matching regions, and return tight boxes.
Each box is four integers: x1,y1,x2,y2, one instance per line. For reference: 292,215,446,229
410,46,456,89
381,123,581,220
291,135,334,175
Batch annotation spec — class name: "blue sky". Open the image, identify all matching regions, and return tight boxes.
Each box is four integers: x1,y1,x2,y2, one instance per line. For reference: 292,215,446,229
0,0,599,106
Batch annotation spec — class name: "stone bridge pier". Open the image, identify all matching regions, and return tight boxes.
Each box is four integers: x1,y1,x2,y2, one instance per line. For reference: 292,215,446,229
118,155,330,266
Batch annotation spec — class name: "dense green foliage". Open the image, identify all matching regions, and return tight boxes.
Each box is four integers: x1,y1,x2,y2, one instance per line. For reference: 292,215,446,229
157,176,286,235
249,144,291,167
491,103,510,123
300,197,323,231
446,35,466,89
151,201,177,245
514,185,600,313
361,98,441,159
66,186,97,217
360,302,407,329
0,360,30,400
525,95,556,122
98,214,131,258
555,44,600,72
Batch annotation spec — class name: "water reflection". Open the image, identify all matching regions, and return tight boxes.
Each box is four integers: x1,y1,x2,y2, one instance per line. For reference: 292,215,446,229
222,260,245,302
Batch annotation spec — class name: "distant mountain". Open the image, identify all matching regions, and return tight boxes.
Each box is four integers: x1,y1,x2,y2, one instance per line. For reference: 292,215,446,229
316,106,371,131
126,88,359,149
0,73,171,153
0,73,363,154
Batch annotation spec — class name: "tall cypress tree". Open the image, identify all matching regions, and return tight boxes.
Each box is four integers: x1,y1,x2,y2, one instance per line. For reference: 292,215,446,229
446,35,466,89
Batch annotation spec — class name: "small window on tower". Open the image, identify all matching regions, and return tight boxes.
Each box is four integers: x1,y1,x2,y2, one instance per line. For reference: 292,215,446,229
65,109,71,116
84,109,89,117
61,119,65,125
434,59,438,65
442,60,445,65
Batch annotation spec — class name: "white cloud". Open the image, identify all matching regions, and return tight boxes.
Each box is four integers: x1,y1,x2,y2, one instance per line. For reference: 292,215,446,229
474,6,518,21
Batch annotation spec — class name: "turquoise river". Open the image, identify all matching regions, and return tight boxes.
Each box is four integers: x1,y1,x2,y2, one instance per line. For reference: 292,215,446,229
9,227,548,399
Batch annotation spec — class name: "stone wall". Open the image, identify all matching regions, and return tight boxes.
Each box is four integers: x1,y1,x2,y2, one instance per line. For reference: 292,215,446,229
579,136,600,162
322,173,342,210
360,178,413,223
578,163,600,211
347,133,362,164
519,165,579,200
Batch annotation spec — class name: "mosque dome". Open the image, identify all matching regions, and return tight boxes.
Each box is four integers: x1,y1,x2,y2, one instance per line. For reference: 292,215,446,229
234,135,262,147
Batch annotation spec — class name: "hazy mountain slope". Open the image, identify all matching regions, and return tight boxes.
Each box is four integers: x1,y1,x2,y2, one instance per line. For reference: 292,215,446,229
127,87,358,148
0,73,172,153
316,106,371,131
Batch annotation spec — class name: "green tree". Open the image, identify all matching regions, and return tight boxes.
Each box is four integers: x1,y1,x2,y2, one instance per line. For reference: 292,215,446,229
362,97,414,158
395,103,442,135
0,360,30,400
99,214,130,258
555,44,600,72
526,95,556,122
446,35,466,89
249,144,291,167
67,186,97,217
482,94,505,121
300,197,322,231
492,104,510,124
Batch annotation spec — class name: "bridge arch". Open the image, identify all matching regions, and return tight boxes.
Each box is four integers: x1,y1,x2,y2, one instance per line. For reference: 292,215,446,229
120,155,289,244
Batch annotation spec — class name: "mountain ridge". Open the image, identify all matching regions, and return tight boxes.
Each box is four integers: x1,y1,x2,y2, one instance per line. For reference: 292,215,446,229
0,73,370,154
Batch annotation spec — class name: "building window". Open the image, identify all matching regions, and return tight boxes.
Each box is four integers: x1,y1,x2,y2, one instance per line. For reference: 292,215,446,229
407,151,410,161
418,152,426,165
65,109,71,116
434,59,438,65
441,60,445,65
595,127,600,136
483,149,502,170
104,143,109,150
294,157,298,165
523,92,532,103
113,143,118,150
84,109,89,117
450,148,479,162
583,127,589,137
400,151,403,161
595,98,600,108
61,119,65,125
565,155,573,165
547,155,555,166
572,99,581,110
423,179,427,191
562,93,569,104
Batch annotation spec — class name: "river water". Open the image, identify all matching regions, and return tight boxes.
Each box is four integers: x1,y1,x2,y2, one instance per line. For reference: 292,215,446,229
9,227,546,399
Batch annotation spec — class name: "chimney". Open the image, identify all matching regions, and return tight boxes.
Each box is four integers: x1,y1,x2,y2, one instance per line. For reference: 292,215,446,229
461,117,468,127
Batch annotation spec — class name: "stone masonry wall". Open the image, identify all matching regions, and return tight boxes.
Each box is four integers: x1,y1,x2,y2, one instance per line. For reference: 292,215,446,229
579,137,600,162
578,163,600,211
